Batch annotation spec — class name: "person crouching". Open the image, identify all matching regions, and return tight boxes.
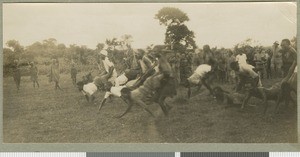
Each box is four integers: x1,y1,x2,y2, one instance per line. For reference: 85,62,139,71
186,59,216,98
230,61,265,109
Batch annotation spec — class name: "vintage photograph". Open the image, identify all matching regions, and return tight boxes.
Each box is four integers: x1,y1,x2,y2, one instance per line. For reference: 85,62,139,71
3,2,297,143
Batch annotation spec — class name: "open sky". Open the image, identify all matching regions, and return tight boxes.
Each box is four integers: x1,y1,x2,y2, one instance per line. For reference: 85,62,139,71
3,2,296,49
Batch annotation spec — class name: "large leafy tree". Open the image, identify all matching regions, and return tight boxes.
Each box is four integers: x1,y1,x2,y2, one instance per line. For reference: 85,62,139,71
6,40,24,58
105,38,121,50
155,7,196,52
96,43,105,51
120,34,133,49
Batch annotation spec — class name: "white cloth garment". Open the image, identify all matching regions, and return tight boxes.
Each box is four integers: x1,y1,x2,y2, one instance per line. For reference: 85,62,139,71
104,86,127,99
236,53,247,65
115,73,128,87
187,64,211,85
83,83,98,96
102,57,118,84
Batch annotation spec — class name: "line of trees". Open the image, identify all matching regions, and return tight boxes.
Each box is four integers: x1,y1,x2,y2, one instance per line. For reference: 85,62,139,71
3,7,297,77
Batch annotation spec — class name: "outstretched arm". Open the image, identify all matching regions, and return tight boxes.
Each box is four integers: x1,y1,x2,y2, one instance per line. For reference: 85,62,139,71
99,92,111,111
98,98,107,111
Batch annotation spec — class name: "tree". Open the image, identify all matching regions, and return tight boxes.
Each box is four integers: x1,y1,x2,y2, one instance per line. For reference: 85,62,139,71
6,40,24,55
155,7,196,52
42,38,57,48
155,7,189,26
96,43,105,51
105,38,121,50
3,48,15,65
120,34,133,49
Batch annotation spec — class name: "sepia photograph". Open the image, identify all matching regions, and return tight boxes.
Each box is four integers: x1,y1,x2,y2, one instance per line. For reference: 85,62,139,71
2,2,297,143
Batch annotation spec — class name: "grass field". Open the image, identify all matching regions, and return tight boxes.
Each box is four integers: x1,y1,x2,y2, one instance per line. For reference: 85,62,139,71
3,73,298,143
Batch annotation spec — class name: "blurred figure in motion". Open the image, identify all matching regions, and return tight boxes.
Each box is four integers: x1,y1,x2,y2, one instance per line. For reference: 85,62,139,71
230,61,262,94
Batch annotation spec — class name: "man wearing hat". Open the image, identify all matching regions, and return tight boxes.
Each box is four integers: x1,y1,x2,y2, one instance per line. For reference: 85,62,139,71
98,49,118,85
271,41,282,78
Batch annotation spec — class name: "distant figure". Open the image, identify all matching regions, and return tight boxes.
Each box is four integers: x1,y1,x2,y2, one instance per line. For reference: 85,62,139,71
169,52,181,84
192,50,204,71
12,59,21,90
254,49,266,79
203,45,214,64
271,41,282,78
265,50,272,79
50,58,62,90
226,50,237,84
180,53,192,86
235,51,247,65
70,63,77,85
29,62,39,88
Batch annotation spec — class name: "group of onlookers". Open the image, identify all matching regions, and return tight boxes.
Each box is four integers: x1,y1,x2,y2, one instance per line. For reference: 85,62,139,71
190,39,297,84
8,38,296,95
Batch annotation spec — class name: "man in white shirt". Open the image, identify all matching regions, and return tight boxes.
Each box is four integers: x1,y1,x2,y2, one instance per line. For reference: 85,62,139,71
98,49,118,85
230,61,266,109
186,59,215,98
235,51,247,65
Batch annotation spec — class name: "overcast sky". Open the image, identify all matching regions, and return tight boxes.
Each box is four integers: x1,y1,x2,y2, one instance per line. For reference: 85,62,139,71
3,2,296,49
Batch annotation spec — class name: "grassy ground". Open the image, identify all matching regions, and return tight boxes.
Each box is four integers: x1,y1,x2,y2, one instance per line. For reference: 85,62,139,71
3,74,297,143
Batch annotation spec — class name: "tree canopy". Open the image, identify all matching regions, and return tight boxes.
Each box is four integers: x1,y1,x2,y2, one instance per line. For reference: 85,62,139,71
155,7,189,26
155,7,196,52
